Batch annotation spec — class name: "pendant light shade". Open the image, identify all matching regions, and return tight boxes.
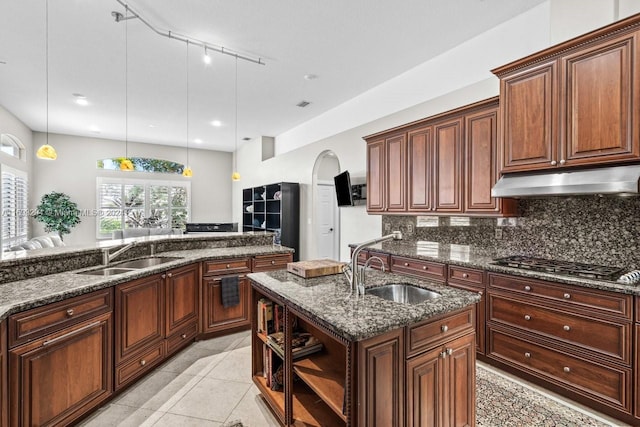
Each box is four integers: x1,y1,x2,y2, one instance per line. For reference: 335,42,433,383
231,57,240,181
182,167,193,177
37,0,57,161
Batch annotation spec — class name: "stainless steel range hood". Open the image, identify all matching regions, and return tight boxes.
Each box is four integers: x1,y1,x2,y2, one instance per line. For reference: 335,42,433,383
491,164,640,198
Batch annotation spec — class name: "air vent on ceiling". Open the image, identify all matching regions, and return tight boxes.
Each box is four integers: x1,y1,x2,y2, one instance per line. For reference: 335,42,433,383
296,100,311,108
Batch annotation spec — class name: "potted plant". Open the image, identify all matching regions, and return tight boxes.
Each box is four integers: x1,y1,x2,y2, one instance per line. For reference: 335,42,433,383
33,192,81,240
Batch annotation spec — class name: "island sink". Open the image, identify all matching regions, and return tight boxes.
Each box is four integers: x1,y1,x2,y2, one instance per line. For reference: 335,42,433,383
365,283,441,304
114,256,182,269
79,267,138,276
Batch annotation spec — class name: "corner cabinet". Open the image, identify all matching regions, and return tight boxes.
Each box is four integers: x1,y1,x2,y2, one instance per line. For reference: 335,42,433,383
242,182,300,261
365,97,517,217
494,15,640,173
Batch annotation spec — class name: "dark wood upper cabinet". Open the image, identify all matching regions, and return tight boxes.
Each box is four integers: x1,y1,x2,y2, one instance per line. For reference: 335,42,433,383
367,139,386,212
434,117,463,213
494,15,640,173
386,134,407,212
408,126,433,212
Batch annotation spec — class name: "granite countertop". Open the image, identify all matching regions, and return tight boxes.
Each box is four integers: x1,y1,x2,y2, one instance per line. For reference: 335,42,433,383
0,245,293,322
248,269,481,342
354,241,640,296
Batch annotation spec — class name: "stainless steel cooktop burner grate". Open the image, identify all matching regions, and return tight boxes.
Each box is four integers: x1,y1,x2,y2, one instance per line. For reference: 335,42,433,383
492,255,624,280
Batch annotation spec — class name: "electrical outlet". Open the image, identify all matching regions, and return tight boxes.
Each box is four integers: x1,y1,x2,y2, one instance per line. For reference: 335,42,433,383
494,228,503,239
384,222,391,232
407,224,413,234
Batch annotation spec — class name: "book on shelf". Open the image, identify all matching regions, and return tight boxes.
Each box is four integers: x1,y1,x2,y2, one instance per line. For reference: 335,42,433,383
257,298,275,335
266,331,323,360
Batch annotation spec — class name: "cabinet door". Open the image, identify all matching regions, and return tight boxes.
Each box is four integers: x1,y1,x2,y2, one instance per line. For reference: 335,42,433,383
115,274,164,364
445,333,475,427
500,60,558,172
635,323,640,418
165,264,199,337
386,134,407,212
202,275,250,333
434,118,463,213
406,346,445,427
367,139,386,212
0,321,6,427
447,282,484,355
465,107,499,213
561,32,640,166
357,328,404,427
9,313,112,427
408,126,433,212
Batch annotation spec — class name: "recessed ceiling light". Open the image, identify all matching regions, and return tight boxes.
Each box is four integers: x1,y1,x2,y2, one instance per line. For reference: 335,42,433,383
210,120,222,127
303,74,318,80
194,138,203,144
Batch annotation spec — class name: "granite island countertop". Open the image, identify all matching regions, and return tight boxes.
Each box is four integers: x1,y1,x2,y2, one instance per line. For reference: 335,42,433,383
247,269,481,342
0,244,293,322
354,240,640,296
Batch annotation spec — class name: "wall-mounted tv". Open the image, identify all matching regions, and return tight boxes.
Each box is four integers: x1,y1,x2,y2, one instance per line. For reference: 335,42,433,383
334,170,366,207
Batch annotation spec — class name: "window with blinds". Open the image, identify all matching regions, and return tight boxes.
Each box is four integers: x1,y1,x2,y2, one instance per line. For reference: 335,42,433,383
97,178,190,238
2,166,28,250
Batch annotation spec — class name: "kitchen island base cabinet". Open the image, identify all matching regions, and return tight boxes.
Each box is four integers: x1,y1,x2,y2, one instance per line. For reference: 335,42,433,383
9,313,113,427
0,321,5,427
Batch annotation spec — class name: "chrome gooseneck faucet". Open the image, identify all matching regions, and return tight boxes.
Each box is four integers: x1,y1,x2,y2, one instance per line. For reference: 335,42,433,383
102,241,137,265
345,231,402,294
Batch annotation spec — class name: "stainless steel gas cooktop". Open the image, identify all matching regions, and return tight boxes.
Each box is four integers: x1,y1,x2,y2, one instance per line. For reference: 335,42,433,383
491,255,625,281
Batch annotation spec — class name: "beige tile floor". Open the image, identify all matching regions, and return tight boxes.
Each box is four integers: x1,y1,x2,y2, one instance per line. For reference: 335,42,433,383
80,330,625,427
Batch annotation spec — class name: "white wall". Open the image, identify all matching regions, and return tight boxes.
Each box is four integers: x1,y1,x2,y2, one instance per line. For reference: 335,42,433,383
32,132,232,245
0,105,33,173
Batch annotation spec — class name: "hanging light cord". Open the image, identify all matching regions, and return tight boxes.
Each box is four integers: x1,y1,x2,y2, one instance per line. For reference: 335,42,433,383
124,5,128,158
45,0,49,147
186,40,189,166
234,57,238,171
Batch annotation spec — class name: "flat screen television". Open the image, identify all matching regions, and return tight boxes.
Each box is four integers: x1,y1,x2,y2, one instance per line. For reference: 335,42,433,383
334,170,353,206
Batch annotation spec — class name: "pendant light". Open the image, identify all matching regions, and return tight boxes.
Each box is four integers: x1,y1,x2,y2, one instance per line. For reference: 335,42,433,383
231,57,240,181
182,40,193,177
36,0,57,160
120,5,134,171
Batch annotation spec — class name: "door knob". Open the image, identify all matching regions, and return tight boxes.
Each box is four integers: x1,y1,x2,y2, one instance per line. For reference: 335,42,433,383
329,228,334,232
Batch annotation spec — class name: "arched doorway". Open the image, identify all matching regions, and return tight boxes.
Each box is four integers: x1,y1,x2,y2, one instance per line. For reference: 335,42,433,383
312,150,340,260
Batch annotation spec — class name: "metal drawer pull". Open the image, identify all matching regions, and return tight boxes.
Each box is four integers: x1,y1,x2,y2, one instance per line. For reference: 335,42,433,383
524,286,531,291
181,333,187,339
462,273,469,278
66,308,74,317
563,293,571,299
140,359,146,366
563,325,571,331
271,260,275,265
524,352,531,358
42,321,101,346
563,366,570,373
422,266,427,270
446,348,453,356
404,262,409,267
167,273,172,278
524,315,531,321
441,325,449,333
560,159,566,165
226,264,231,268
551,160,557,166
440,351,447,358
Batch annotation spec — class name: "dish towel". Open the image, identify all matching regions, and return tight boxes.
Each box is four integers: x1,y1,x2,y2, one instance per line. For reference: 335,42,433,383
221,276,240,308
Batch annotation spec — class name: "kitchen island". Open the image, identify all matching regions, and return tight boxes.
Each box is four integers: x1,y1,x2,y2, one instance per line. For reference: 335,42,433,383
248,268,481,427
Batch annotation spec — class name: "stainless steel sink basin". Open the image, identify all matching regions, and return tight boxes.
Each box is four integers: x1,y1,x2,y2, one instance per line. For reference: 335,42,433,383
365,283,441,304
79,267,138,276
115,256,182,269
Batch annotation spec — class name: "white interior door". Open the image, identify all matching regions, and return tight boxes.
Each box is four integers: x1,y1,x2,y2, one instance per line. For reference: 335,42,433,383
316,183,338,259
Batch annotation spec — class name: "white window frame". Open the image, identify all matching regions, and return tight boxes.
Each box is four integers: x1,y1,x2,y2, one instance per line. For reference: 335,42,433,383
0,134,26,161
96,177,191,239
1,165,28,250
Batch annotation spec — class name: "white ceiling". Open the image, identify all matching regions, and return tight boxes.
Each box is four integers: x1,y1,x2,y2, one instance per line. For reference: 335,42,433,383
0,0,545,153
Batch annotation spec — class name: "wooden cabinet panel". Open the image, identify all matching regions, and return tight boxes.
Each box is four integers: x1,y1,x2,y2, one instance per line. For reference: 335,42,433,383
203,258,251,276
635,324,640,418
465,106,499,213
500,61,558,172
562,32,640,166
9,313,113,427
114,340,165,391
408,308,474,358
0,321,6,427
488,326,631,412
358,328,404,427
202,275,250,333
433,118,463,212
447,280,485,356
408,126,433,211
115,274,164,364
252,253,293,272
367,139,386,212
8,288,112,348
166,322,198,356
406,345,443,427
446,333,475,427
390,255,446,282
165,264,199,337
387,135,407,212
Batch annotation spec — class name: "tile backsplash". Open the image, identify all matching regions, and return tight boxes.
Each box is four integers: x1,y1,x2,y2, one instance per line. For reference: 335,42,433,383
383,196,640,269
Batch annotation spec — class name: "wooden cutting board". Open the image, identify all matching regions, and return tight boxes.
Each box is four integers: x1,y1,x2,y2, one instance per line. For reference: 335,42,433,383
287,259,345,278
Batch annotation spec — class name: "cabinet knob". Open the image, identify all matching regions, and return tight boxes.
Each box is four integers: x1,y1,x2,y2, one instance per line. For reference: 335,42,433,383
162,274,166,279
524,286,531,291
404,262,409,267
524,352,531,358
422,266,428,270
560,159,566,165
462,273,469,278
446,348,453,356
563,325,571,331
563,293,571,299
563,366,571,373
524,315,531,321
140,359,146,366
271,260,275,265
167,273,173,278
181,333,187,339
66,308,74,317
226,264,231,268
441,325,448,333
551,160,557,166
440,351,447,358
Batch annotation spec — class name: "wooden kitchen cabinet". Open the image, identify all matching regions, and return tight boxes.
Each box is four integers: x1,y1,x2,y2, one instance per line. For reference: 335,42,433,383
0,321,6,427
366,133,407,213
164,263,199,355
433,117,463,213
494,16,640,173
448,265,486,355
252,253,293,272
635,297,640,419
9,313,113,426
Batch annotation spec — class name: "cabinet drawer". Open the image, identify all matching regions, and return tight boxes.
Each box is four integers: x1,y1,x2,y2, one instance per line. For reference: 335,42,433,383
391,256,445,282
115,341,166,390
448,266,484,286
488,326,631,411
489,293,630,364
488,273,632,320
252,254,293,272
9,289,113,348
203,258,251,276
166,321,198,356
407,307,474,357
